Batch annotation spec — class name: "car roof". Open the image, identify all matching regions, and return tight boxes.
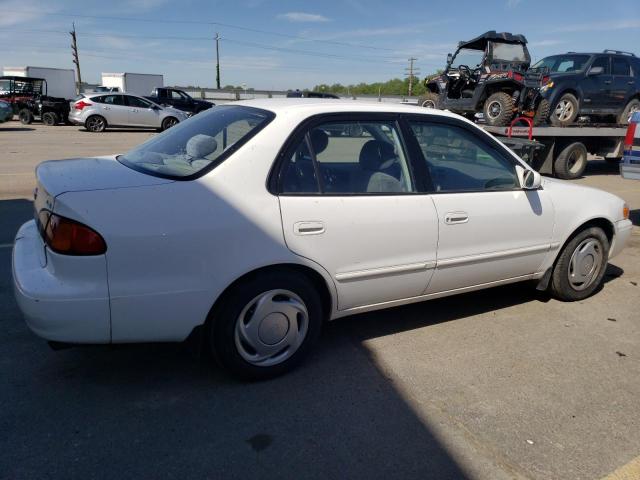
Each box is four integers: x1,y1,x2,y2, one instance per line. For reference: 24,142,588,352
232,98,462,119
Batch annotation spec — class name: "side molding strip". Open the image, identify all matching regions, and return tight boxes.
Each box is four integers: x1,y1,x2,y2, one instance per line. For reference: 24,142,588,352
335,261,436,282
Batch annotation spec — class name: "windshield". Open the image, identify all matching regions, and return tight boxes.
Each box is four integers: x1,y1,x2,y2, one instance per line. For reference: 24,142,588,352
118,105,274,179
492,43,527,62
450,48,484,69
532,54,590,73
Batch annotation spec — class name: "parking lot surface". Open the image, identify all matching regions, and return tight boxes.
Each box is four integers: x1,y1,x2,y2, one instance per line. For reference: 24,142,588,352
1,122,639,479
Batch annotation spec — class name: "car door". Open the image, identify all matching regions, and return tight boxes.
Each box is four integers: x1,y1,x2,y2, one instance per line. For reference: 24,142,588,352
125,95,161,127
171,90,191,111
583,56,613,110
612,56,634,108
277,114,439,311
404,117,555,294
96,94,128,125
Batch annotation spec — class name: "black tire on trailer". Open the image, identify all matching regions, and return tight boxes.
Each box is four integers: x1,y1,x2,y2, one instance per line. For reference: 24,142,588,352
533,99,550,126
549,92,579,126
418,92,440,109
18,109,33,125
42,112,58,126
549,227,609,301
617,98,640,125
554,141,588,180
483,92,515,126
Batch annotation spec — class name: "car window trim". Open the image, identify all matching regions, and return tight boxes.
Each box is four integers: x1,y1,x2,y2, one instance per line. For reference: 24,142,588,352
270,112,422,196
400,113,526,194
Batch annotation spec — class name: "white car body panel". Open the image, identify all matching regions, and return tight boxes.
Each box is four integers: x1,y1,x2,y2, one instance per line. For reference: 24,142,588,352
12,99,633,344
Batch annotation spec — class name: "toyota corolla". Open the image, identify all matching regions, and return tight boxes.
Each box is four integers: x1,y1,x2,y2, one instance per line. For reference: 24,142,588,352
12,100,633,379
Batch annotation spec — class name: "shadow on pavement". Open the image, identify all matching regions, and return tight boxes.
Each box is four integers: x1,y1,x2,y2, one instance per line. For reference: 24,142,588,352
630,209,640,227
583,159,621,177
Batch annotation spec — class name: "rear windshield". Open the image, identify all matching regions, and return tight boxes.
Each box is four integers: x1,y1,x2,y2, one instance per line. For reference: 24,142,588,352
531,55,591,73
118,105,274,179
492,43,527,62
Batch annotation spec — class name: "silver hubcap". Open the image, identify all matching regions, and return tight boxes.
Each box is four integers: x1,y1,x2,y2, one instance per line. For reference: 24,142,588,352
165,119,177,128
88,117,104,131
487,100,502,119
234,289,308,367
568,238,603,291
422,100,436,108
554,100,574,122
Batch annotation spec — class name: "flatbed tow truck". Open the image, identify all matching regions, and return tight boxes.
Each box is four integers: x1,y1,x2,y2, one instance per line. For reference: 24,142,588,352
483,118,628,179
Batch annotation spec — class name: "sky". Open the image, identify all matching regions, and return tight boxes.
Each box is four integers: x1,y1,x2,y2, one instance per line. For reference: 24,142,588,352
1,0,639,90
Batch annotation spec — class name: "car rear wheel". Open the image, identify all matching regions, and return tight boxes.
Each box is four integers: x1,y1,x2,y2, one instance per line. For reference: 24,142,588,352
554,142,587,180
550,93,579,126
161,117,178,131
550,227,609,301
419,92,440,109
483,92,515,126
85,115,107,132
42,112,58,126
18,109,33,125
618,98,640,125
209,269,323,380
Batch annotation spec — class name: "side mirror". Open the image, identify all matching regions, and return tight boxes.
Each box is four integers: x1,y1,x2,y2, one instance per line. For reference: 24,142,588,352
152,105,160,110
517,165,542,189
588,66,604,76
447,53,453,65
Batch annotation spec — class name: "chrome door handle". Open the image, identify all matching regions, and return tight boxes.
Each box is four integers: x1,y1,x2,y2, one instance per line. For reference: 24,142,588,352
604,80,612,84
293,221,325,235
444,212,469,225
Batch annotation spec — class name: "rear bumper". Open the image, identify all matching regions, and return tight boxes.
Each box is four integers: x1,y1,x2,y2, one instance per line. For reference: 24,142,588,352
67,110,84,125
12,220,111,343
610,219,633,259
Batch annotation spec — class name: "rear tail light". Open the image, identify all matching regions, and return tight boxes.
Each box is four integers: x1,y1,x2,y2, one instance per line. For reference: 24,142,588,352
541,75,551,85
74,100,92,110
625,121,637,152
39,211,106,255
507,71,524,82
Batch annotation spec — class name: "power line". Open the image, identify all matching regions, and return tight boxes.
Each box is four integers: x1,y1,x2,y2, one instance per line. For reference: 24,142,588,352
6,9,400,52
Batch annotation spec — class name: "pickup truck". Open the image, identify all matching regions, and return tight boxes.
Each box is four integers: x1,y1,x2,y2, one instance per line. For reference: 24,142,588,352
145,87,213,115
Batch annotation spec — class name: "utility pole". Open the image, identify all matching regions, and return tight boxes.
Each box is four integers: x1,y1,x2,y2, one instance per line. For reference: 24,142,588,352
70,22,82,94
215,32,221,90
404,57,420,97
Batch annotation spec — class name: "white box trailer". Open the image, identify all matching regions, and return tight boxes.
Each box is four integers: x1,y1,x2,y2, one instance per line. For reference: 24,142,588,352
2,66,76,100
101,73,163,96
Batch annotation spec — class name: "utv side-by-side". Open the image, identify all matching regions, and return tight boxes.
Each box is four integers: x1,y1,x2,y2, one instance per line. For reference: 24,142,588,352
0,76,70,126
420,31,541,126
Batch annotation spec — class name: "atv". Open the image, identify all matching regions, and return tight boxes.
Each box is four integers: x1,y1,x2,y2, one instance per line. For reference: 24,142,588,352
0,76,70,126
420,31,540,126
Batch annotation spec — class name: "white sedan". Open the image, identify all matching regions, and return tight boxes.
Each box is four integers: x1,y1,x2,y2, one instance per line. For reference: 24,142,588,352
12,100,633,379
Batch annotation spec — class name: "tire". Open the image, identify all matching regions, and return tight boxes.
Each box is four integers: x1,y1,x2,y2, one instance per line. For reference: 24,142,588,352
554,142,588,180
85,115,107,132
617,98,640,125
419,92,440,109
18,109,33,125
549,93,579,126
483,92,515,126
161,116,178,131
533,99,550,126
42,112,58,126
209,269,323,380
550,227,609,301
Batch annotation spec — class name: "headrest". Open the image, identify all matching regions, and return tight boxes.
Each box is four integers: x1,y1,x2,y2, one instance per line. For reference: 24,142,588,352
359,140,396,171
310,129,329,155
186,134,218,159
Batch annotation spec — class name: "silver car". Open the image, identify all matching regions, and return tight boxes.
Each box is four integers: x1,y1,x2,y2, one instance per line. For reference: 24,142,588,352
69,92,188,132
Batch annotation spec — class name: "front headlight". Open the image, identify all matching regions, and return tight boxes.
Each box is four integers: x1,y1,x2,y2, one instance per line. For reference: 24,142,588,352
540,81,554,94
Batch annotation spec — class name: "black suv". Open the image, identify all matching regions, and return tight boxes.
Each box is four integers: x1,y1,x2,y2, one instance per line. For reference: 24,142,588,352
528,50,640,126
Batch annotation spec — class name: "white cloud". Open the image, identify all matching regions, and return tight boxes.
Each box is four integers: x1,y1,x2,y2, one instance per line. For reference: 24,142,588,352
506,0,522,8
549,19,640,33
528,39,563,47
277,12,330,23
126,0,170,10
0,0,55,26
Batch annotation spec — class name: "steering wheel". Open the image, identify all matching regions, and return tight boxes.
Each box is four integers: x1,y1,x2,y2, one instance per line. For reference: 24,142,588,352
457,65,471,80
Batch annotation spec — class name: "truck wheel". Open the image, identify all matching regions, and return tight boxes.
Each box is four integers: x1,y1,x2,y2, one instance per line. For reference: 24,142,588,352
42,112,58,126
550,93,578,126
85,115,107,132
554,142,587,180
18,109,33,125
419,92,440,109
533,99,550,126
483,92,515,126
618,98,640,125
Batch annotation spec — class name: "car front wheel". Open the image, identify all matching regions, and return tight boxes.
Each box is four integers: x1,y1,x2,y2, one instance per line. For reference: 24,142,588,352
550,227,609,301
161,117,178,131
210,269,323,380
